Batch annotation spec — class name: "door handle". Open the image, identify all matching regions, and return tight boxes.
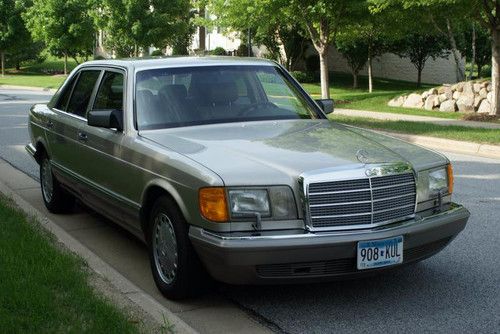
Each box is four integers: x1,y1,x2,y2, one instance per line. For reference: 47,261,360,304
77,131,88,142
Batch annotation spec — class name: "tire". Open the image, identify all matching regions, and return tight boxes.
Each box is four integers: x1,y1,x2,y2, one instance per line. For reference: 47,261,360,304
147,196,205,300
39,153,75,213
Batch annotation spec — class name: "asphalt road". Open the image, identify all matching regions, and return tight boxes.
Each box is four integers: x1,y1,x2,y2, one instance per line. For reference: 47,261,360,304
1,88,499,333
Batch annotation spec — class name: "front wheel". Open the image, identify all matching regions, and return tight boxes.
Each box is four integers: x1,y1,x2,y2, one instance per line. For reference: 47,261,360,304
39,154,74,213
147,196,205,300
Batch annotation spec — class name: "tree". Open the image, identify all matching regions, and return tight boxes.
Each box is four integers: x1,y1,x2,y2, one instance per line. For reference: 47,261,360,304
473,0,500,114
24,0,94,74
336,38,368,89
371,0,469,82
458,24,491,78
288,0,359,99
96,0,190,58
393,33,449,87
202,0,307,70
0,0,17,76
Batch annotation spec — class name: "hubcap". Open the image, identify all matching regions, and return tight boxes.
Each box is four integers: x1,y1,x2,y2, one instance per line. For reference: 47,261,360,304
152,213,178,284
41,159,54,203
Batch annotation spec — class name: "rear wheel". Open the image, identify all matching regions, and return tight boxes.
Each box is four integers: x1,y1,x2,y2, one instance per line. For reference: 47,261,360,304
39,153,74,213
147,196,205,300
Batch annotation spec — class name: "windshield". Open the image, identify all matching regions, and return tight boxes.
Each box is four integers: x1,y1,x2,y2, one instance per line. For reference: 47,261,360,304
135,65,320,130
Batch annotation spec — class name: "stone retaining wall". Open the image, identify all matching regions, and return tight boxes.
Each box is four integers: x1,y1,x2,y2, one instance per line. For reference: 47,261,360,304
388,80,493,113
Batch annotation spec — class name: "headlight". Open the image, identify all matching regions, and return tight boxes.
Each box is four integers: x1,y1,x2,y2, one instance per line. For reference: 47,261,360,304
228,186,297,220
229,189,270,217
417,164,453,202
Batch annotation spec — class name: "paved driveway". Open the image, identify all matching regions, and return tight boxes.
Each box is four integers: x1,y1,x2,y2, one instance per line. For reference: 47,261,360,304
1,88,499,333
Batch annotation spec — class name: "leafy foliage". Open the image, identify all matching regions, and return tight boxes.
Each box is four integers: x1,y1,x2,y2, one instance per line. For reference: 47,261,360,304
95,0,191,57
24,0,94,72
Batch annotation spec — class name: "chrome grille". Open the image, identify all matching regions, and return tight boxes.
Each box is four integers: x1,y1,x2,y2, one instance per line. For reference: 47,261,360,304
307,172,416,230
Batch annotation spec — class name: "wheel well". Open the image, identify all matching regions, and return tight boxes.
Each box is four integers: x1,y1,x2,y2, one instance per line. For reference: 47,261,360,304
34,142,47,163
140,186,181,234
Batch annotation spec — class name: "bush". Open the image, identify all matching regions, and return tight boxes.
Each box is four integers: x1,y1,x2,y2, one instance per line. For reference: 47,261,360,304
290,71,318,83
150,49,164,57
93,55,106,60
210,47,227,56
236,44,252,57
305,55,320,72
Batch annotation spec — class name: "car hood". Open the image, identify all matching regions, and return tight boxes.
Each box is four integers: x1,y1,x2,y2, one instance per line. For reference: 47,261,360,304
141,120,448,185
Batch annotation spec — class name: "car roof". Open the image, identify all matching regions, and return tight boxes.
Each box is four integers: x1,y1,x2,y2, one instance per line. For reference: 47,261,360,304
81,56,277,71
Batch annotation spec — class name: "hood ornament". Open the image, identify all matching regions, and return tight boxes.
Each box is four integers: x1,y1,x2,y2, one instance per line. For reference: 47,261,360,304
356,149,369,163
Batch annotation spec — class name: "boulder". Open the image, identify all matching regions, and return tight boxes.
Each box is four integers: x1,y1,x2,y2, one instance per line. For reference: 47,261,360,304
437,86,447,94
388,95,405,107
428,88,438,95
444,87,453,100
487,83,492,92
438,94,448,103
402,93,423,108
424,95,438,110
473,83,482,93
487,91,493,103
479,88,488,98
440,100,457,112
456,94,475,112
474,96,484,109
463,81,474,95
453,82,465,92
477,99,492,114
421,91,430,100
453,91,461,100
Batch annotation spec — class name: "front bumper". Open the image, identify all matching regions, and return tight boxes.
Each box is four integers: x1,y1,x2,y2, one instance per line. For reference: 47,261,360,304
189,203,469,284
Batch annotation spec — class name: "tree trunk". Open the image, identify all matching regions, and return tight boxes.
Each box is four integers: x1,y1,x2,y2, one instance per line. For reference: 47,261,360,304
477,64,483,78
446,19,465,82
491,29,500,115
16,62,20,71
470,24,476,80
1,51,5,77
63,53,68,75
368,53,373,93
352,71,358,89
417,68,422,88
319,48,330,99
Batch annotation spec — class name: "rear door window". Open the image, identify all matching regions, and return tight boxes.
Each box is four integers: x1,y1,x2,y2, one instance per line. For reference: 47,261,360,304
66,70,101,118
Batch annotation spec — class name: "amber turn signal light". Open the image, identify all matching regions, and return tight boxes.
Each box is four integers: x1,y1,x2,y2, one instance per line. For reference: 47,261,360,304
447,164,454,195
199,187,229,222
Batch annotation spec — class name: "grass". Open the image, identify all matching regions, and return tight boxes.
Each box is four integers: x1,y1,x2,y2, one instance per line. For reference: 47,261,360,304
0,55,79,89
330,115,500,145
300,72,464,120
0,195,140,333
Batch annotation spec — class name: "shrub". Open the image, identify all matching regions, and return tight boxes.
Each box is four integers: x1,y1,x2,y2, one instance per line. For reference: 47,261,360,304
210,47,227,56
305,55,320,72
236,44,251,57
291,71,318,83
150,50,164,57
93,55,105,60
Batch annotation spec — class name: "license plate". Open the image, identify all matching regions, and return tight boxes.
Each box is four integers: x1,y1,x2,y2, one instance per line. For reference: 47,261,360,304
357,236,403,270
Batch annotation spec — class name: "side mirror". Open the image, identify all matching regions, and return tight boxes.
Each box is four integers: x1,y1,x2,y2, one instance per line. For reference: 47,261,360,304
315,99,335,114
88,109,123,131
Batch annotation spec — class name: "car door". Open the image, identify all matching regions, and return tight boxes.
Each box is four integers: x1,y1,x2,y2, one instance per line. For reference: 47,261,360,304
47,69,101,191
76,69,141,229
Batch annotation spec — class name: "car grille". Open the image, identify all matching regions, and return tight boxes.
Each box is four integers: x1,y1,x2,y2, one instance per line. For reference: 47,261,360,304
307,173,416,229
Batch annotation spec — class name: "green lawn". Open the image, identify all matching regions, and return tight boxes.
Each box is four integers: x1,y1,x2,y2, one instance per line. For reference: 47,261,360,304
0,56,79,89
300,73,463,120
0,196,140,333
330,115,500,144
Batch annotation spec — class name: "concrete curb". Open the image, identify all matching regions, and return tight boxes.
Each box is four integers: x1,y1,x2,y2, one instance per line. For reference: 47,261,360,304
379,131,500,160
0,84,57,94
0,172,198,334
